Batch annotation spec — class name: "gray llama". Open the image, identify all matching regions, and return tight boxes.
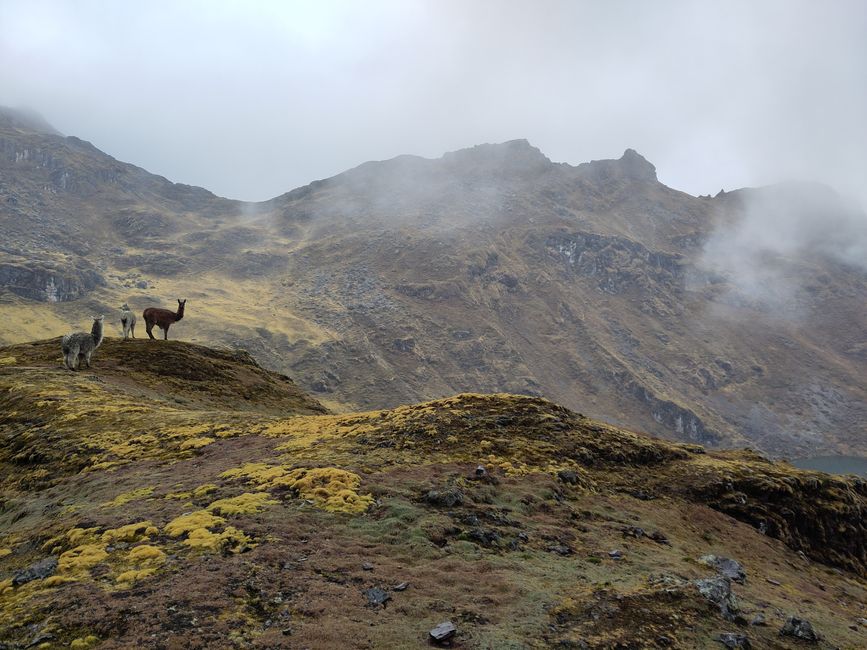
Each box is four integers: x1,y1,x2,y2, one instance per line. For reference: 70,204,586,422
120,303,136,339
61,315,105,371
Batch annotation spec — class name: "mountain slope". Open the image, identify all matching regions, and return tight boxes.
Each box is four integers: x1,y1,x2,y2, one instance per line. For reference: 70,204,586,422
1,340,865,648
1,110,865,457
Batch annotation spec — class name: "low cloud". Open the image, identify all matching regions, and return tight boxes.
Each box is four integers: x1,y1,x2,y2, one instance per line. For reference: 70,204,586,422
696,183,867,311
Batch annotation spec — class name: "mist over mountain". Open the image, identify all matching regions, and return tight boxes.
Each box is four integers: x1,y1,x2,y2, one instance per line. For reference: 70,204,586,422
3,3,867,647
1,107,865,460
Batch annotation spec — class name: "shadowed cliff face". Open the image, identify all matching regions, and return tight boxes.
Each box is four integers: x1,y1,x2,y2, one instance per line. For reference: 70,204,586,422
0,340,865,648
1,109,865,458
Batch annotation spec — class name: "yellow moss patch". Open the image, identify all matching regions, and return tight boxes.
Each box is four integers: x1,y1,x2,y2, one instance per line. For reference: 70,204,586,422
219,462,374,514
165,491,193,500
67,527,100,545
221,462,287,486
101,521,159,544
42,575,75,587
179,436,214,450
42,526,100,554
58,544,108,574
102,486,154,508
164,510,226,537
278,467,374,514
192,483,218,498
0,356,16,365
115,567,158,586
164,422,218,439
206,492,277,515
127,544,166,566
184,526,252,552
0,548,12,558
70,634,100,648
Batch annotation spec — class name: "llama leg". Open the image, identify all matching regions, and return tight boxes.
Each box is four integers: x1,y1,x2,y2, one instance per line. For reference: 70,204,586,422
71,345,81,371
131,322,135,338
163,325,169,340
85,350,93,368
63,349,73,370
146,320,155,339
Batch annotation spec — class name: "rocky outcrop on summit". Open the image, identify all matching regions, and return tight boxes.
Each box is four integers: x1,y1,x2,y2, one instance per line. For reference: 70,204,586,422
576,147,658,183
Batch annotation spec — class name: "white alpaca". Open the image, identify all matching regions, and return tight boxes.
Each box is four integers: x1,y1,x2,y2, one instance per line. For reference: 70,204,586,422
120,303,137,340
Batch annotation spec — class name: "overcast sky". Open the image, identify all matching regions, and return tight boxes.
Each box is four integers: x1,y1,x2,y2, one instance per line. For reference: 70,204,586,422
1,0,865,202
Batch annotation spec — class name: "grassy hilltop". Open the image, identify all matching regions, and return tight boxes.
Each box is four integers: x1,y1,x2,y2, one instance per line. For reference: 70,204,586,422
0,339,865,648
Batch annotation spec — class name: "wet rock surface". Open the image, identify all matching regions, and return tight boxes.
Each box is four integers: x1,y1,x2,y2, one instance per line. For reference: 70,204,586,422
423,487,464,508
715,632,751,648
695,577,740,621
780,616,819,643
700,555,746,583
363,587,391,608
11,556,58,586
429,621,457,644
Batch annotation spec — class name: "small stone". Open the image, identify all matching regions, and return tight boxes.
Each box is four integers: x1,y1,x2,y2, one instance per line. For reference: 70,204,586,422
429,621,457,644
765,578,781,586
281,628,292,636
547,544,573,556
12,556,58,586
621,526,645,538
423,487,464,508
655,635,673,647
475,465,486,477
857,617,867,626
700,555,746,583
463,528,500,547
750,613,766,626
695,576,739,621
28,632,55,646
393,582,409,591
649,530,670,545
135,280,148,289
362,562,374,571
715,632,751,648
557,469,579,485
780,616,819,643
363,587,391,607
461,514,480,527
608,549,623,560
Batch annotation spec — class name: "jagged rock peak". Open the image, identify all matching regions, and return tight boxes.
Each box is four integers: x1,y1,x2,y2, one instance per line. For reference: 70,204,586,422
0,106,61,135
575,147,658,183
619,148,657,181
441,139,552,173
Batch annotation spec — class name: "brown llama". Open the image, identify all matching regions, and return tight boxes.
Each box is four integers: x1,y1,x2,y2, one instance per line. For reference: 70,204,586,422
143,299,186,340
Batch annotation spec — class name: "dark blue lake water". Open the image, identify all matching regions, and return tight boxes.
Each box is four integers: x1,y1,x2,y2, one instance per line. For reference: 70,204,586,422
790,455,867,477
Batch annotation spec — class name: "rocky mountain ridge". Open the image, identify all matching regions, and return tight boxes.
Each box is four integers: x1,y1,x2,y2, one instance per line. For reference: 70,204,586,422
0,108,865,458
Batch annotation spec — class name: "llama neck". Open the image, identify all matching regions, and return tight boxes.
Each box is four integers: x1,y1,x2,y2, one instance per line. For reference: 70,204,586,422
175,305,185,321
91,320,104,348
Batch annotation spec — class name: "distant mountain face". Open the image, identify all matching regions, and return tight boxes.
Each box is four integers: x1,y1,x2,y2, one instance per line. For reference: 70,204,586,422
1,108,865,457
